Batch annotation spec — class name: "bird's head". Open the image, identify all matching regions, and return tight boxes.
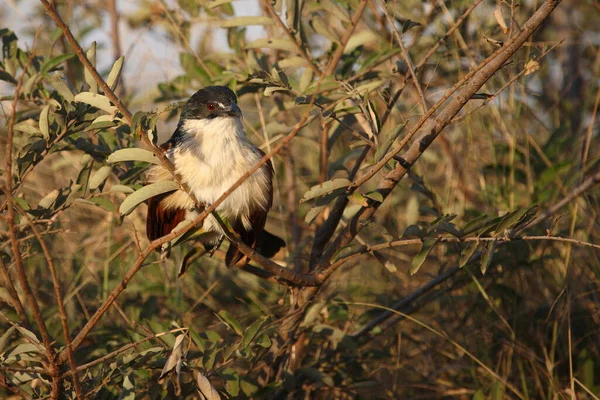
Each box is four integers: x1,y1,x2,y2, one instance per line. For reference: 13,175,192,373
180,86,242,121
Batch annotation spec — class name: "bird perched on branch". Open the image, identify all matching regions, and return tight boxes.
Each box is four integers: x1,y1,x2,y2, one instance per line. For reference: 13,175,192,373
146,86,284,268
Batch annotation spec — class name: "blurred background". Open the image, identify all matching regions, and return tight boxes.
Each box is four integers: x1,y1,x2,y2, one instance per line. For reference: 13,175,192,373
1,0,599,398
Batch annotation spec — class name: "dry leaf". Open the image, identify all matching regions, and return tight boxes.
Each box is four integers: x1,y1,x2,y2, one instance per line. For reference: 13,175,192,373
196,372,221,400
494,7,509,34
524,59,540,75
158,332,190,395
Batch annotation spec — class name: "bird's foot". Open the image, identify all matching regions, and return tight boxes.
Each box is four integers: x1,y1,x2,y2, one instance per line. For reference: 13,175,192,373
208,234,225,257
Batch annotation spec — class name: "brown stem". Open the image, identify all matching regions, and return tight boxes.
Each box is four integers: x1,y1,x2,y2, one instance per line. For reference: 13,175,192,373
13,203,83,398
3,50,59,396
319,0,564,269
322,0,369,77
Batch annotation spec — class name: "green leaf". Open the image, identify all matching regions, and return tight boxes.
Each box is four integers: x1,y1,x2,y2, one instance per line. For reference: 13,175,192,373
496,206,536,234
301,179,351,203
256,334,271,348
459,241,479,267
38,105,50,140
217,310,243,336
110,184,135,194
0,326,16,353
246,38,298,53
241,316,269,350
88,165,113,190
305,205,327,225
107,56,124,91
364,191,383,203
87,197,116,212
48,72,74,102
85,42,97,93
480,240,497,275
74,92,116,113
119,181,179,216
107,148,160,164
410,238,438,275
220,16,274,27
40,53,75,74
221,368,240,397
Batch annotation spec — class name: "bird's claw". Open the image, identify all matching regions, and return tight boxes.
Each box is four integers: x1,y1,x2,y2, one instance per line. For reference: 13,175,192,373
208,234,225,257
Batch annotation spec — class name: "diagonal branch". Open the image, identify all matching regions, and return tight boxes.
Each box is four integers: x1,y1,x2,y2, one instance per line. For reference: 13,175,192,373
318,0,564,270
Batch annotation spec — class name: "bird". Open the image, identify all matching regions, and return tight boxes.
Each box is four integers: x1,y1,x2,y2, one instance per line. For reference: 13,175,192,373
146,86,284,268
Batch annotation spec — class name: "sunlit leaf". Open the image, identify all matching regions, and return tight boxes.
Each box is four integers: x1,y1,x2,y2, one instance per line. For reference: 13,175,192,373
301,179,351,203
85,42,97,93
74,92,116,113
119,181,179,216
196,372,221,400
107,148,160,164
220,16,274,27
107,56,124,91
88,165,113,190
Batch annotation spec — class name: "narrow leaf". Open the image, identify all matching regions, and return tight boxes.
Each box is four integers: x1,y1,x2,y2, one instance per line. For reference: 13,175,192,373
480,240,497,275
220,16,274,27
107,148,160,164
39,104,50,140
119,181,179,216
410,238,438,275
48,72,74,102
88,166,113,190
301,179,351,203
217,311,243,336
85,42,98,93
241,316,269,350
74,92,116,113
107,56,124,91
196,372,221,400
459,241,479,267
40,53,75,74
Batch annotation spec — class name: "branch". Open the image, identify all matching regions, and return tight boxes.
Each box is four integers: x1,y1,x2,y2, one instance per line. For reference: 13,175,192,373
13,203,82,397
322,0,369,77
318,0,564,270
2,49,58,377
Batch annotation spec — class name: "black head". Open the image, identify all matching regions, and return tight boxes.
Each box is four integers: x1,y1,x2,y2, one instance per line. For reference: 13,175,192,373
180,86,242,120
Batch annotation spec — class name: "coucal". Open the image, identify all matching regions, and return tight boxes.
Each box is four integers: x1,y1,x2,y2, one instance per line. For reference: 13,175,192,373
146,86,284,267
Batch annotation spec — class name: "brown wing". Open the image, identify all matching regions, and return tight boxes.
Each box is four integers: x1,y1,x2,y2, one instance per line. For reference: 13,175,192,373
146,194,186,242
146,141,187,243
225,159,273,268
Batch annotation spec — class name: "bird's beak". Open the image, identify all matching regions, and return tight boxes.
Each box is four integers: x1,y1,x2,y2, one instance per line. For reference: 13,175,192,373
227,103,243,119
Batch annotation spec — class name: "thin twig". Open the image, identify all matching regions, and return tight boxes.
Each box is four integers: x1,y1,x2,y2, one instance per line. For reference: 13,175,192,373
2,48,58,393
319,0,564,269
13,203,82,398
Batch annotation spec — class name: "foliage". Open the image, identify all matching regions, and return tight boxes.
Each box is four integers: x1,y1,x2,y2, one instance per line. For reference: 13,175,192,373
1,0,599,398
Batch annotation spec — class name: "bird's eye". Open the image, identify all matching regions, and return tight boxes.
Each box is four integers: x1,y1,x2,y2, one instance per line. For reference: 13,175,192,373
207,102,217,111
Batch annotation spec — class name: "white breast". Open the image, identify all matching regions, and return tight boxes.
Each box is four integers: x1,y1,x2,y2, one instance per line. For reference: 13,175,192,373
162,117,271,233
